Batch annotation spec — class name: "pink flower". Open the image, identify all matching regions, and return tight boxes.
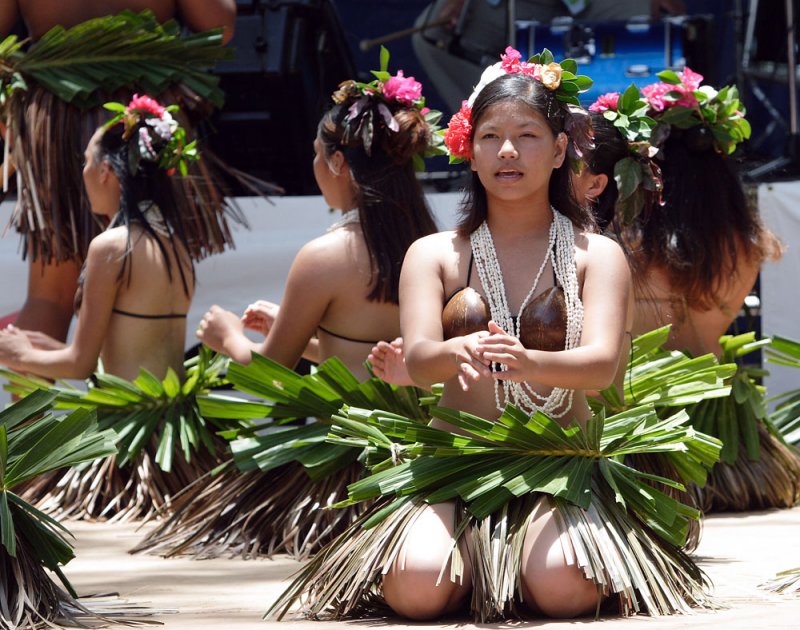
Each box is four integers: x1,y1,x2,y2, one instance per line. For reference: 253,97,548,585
642,82,672,112
589,92,620,112
444,101,473,160
679,67,704,91
519,62,542,81
127,94,166,118
500,46,522,73
420,107,430,116
383,70,423,105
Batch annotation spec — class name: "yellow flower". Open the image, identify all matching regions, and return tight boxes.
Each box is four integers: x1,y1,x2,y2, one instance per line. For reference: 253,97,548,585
332,80,360,104
540,63,563,91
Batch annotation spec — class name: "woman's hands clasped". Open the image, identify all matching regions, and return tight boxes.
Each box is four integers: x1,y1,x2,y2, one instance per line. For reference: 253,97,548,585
476,320,537,384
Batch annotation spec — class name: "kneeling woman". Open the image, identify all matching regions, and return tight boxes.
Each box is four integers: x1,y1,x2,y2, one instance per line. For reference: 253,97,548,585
0,97,221,520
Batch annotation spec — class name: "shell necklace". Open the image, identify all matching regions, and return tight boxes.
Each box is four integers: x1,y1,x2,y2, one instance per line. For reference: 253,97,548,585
326,208,360,233
470,208,583,417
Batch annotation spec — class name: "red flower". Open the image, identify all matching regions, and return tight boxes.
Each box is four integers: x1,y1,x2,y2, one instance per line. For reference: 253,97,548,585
127,94,166,118
589,92,620,113
444,101,473,160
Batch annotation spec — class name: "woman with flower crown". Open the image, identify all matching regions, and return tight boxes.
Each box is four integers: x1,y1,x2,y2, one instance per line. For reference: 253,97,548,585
130,55,442,559
584,72,798,514
267,48,720,623
0,96,231,521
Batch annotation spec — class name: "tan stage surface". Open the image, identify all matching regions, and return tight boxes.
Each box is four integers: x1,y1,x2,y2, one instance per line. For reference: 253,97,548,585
62,506,800,629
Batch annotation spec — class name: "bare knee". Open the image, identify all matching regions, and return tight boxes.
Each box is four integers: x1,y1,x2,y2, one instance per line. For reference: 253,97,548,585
382,503,471,620
520,498,599,618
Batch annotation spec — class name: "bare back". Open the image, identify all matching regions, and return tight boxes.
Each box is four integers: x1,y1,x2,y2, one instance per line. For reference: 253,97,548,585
90,225,193,381
633,249,760,357
264,224,402,381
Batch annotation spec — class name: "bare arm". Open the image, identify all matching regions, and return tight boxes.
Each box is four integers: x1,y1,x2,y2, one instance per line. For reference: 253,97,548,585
15,259,80,343
199,236,335,368
478,234,632,391
401,235,491,389
242,299,320,363
0,233,121,379
177,0,236,44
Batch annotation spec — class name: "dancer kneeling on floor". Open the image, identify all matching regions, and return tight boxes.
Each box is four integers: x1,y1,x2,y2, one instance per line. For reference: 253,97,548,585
0,96,195,382
388,66,631,618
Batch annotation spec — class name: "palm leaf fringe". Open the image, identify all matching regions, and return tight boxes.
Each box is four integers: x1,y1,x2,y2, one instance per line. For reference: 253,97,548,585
0,390,158,627
268,401,720,621
132,354,431,559
3,349,236,521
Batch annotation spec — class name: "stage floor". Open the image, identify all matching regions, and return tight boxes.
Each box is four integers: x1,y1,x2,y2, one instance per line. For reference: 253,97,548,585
64,506,800,629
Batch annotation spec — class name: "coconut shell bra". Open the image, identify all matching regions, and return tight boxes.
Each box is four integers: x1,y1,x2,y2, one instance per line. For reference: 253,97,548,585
441,253,568,351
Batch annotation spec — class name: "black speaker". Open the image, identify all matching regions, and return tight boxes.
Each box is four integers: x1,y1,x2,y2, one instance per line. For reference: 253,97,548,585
207,0,357,195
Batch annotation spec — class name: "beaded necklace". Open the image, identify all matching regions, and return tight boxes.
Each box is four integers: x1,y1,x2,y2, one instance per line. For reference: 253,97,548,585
470,208,583,417
326,208,360,233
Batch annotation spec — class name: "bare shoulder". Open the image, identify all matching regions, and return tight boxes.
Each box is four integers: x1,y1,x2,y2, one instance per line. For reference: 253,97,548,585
87,227,127,259
406,230,460,259
576,230,626,260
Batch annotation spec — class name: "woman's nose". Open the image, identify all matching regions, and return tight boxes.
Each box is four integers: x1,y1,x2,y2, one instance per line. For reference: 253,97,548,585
498,138,518,158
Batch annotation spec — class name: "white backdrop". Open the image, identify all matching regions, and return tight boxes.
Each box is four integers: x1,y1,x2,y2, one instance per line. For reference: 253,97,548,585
0,193,462,407
759,181,800,400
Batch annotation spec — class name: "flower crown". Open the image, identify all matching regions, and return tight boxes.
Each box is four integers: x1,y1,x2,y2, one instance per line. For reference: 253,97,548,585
631,67,749,156
103,94,199,176
443,47,594,164
330,47,445,170
589,85,662,224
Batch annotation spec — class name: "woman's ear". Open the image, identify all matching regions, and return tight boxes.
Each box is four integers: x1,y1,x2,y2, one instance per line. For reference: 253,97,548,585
552,132,568,168
328,150,346,176
585,173,609,201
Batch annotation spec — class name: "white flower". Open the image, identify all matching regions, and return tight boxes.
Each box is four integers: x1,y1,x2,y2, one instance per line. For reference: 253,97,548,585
138,127,158,161
697,85,718,100
146,111,178,140
467,62,506,108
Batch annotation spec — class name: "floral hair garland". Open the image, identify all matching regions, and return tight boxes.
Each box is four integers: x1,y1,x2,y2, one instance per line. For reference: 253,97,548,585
103,94,199,176
443,47,594,164
588,67,751,223
330,46,445,170
588,85,662,225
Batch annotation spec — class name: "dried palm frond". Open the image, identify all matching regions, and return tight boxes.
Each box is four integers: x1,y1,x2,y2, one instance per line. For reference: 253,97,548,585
268,401,720,621
3,348,236,521
132,355,432,559
760,567,800,594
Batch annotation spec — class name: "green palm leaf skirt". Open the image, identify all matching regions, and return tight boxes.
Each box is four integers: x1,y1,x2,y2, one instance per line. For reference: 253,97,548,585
2,350,233,522
596,329,800,514
682,334,800,512
0,11,247,264
267,400,721,622
0,391,156,628
132,355,433,560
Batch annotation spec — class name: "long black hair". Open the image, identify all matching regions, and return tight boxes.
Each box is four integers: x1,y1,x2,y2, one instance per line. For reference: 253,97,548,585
94,123,194,296
457,73,593,236
318,103,437,304
632,127,781,309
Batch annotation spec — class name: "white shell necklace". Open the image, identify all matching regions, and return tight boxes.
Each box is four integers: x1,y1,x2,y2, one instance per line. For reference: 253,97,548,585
470,208,583,417
326,208,360,233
